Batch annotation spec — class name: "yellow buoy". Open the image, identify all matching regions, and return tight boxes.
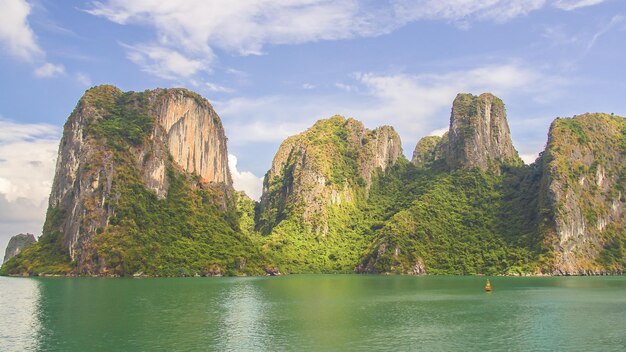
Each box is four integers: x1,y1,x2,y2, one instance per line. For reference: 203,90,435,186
485,279,493,292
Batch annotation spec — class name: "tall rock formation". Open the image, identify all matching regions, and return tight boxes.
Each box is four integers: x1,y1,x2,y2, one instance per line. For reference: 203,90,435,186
3,234,36,263
2,85,262,276
411,93,522,172
257,115,402,235
539,113,626,275
256,116,402,272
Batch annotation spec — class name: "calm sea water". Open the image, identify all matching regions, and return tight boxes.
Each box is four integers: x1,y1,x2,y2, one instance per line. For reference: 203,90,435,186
0,275,625,351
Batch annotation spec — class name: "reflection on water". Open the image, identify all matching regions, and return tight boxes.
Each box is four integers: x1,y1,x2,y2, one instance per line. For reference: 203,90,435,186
218,278,267,351
0,277,42,352
0,276,625,351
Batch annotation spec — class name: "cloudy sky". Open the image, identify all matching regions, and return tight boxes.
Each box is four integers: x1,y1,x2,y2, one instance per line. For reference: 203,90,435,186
0,0,625,251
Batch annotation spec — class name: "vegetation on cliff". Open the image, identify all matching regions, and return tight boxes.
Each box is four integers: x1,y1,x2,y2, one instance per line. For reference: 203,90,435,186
2,88,624,277
2,86,264,277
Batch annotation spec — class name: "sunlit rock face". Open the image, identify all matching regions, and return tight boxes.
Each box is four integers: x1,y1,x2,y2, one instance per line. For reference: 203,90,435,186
538,113,626,275
257,116,402,235
47,86,233,270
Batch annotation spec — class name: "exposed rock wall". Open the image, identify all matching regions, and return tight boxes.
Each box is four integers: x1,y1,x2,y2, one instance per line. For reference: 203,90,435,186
539,113,626,275
46,85,233,271
151,90,231,186
257,115,401,234
3,234,36,263
446,93,522,172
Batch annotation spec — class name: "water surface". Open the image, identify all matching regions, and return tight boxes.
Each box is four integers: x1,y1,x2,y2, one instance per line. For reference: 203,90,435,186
1,275,624,351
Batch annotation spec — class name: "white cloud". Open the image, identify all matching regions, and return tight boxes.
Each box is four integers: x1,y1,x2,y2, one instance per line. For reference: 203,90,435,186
0,0,42,61
76,72,93,86
520,153,540,164
335,82,359,92
351,63,548,135
216,62,566,173
87,1,603,80
225,120,309,145
585,15,625,53
124,43,210,79
0,119,59,203
429,127,449,137
553,0,607,10
228,154,263,200
34,62,65,78
205,82,234,93
301,83,315,90
0,118,60,251
392,0,547,25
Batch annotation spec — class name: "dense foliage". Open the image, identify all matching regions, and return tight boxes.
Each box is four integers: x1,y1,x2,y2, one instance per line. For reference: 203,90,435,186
2,89,624,276
361,164,542,275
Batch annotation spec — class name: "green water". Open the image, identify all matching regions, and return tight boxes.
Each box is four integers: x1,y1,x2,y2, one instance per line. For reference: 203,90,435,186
1,275,625,351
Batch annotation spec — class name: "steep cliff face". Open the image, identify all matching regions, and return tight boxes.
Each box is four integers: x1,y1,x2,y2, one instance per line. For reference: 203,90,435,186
49,87,232,267
256,116,402,272
3,234,36,263
2,85,261,276
412,93,522,172
151,90,231,186
539,113,626,274
446,93,522,172
257,115,401,235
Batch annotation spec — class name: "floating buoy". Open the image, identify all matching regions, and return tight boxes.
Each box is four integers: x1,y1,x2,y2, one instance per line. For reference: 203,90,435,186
485,279,493,292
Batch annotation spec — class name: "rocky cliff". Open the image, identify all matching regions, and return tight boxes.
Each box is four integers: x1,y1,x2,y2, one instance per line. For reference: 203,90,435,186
2,85,262,276
257,115,401,235
411,93,522,172
2,88,623,277
539,113,626,275
256,115,402,272
3,234,36,263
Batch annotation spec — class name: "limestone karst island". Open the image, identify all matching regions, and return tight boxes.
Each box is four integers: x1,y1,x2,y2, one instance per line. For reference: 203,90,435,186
2,86,624,277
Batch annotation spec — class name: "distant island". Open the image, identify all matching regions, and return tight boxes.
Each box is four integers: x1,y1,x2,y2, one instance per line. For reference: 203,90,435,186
2,85,624,277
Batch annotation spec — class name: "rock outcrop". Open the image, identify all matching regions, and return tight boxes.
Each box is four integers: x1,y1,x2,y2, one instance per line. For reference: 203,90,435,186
257,115,402,235
3,88,623,277
539,113,626,275
411,93,522,172
1,85,255,276
48,86,233,268
411,135,445,167
3,234,36,263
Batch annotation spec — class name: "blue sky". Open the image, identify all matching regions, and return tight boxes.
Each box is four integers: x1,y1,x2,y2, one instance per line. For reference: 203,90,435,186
0,0,625,251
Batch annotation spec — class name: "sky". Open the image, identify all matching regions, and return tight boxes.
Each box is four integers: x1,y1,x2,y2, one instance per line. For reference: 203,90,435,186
0,0,625,252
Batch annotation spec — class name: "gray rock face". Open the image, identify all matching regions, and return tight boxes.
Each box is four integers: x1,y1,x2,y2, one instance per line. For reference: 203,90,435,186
3,234,36,263
446,93,522,172
411,93,522,172
539,113,626,275
47,85,232,271
257,115,402,234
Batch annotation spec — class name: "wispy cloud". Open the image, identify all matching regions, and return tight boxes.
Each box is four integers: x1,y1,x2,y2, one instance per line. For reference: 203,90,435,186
585,14,625,53
76,72,93,86
0,0,68,79
34,62,65,78
0,0,42,61
123,43,210,80
205,82,234,93
217,62,567,169
553,0,608,11
85,0,606,80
